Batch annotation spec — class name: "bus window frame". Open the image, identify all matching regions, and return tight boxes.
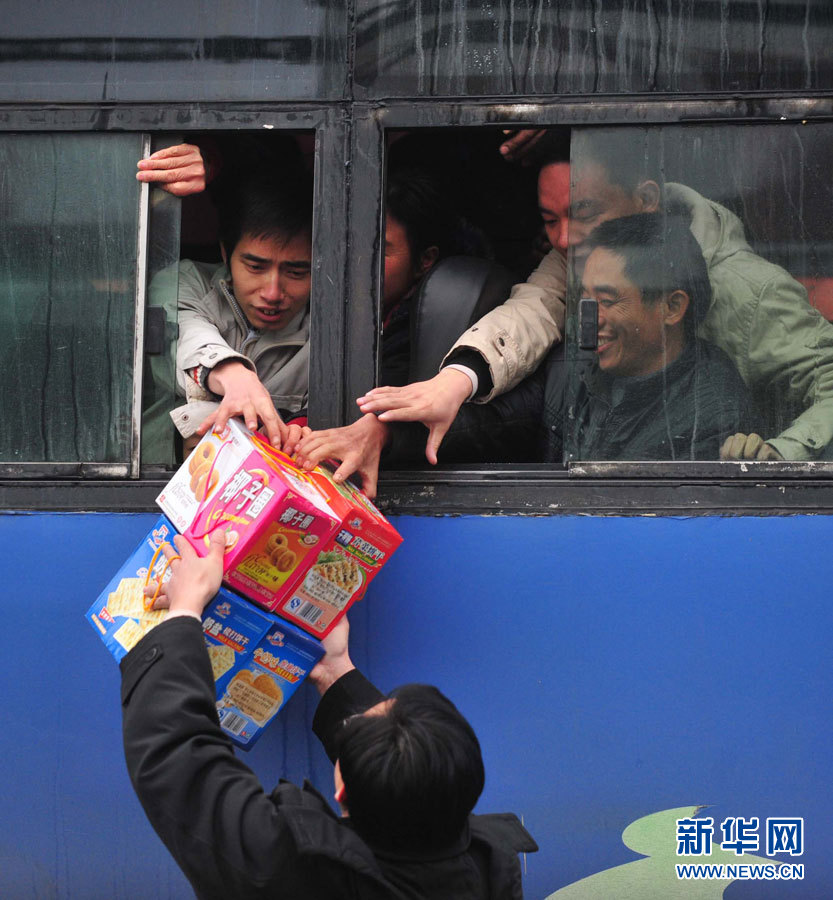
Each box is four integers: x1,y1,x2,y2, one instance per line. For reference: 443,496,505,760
0,104,350,477
3,97,833,513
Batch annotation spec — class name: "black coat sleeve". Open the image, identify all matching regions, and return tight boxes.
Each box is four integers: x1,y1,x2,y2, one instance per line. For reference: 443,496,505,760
311,669,386,763
120,617,319,899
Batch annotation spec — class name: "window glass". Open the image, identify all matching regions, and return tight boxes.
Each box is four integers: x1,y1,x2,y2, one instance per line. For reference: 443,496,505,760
565,124,833,464
0,133,142,465
354,2,833,99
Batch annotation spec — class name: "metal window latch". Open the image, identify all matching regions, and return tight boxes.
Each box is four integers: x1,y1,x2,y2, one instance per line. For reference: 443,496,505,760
578,298,598,350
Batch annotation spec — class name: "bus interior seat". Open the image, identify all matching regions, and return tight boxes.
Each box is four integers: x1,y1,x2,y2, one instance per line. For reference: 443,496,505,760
409,255,516,383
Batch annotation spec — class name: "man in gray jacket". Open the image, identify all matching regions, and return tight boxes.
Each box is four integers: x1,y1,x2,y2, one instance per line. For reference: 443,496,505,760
171,172,313,451
357,130,833,464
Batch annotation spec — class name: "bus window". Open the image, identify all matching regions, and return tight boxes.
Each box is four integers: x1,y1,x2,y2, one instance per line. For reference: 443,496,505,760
371,122,833,474
566,124,833,464
141,131,316,468
0,133,144,471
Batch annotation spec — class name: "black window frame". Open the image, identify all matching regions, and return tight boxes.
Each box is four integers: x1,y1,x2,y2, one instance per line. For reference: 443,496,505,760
3,96,833,514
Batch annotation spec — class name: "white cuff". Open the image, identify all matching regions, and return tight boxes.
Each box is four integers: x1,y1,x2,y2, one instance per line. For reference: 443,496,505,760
444,364,478,401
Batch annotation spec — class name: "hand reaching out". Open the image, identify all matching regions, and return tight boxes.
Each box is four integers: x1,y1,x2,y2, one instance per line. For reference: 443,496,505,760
356,367,473,465
144,531,226,619
201,360,287,447
294,414,391,499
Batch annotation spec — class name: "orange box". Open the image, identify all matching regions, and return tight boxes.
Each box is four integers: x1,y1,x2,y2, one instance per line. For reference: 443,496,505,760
271,464,403,634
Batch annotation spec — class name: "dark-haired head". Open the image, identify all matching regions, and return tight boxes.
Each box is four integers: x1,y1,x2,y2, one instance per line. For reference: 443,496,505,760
585,211,710,333
335,684,485,853
571,128,661,195
218,168,313,258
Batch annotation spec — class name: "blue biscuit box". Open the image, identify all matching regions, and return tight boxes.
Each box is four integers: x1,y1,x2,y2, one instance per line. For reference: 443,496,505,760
86,516,177,663
203,588,324,747
87,517,324,748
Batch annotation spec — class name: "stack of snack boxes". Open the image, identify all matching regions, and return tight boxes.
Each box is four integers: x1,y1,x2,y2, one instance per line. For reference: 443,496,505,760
85,515,324,748
88,419,402,746
156,419,403,638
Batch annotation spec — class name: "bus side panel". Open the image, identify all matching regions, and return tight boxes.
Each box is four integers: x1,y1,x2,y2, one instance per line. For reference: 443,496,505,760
1,512,828,898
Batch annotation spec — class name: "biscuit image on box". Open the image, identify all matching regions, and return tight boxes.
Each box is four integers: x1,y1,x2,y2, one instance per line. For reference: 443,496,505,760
313,550,362,593
113,619,146,652
207,643,236,680
227,676,284,725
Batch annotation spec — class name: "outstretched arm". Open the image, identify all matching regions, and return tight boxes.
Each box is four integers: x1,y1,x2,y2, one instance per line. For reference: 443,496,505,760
357,367,473,465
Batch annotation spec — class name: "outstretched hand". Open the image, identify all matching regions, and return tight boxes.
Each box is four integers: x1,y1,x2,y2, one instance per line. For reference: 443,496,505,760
356,367,472,465
136,143,208,197
144,531,226,619
294,414,390,499
201,360,288,448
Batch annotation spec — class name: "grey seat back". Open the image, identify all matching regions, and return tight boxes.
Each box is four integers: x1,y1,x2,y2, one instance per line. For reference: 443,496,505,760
410,256,516,383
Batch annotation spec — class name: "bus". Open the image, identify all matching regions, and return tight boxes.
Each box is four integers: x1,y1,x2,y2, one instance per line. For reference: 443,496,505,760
1,2,831,897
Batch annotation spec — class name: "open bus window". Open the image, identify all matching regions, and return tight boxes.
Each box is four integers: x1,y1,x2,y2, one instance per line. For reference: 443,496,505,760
565,125,833,464
140,130,315,469
0,133,142,469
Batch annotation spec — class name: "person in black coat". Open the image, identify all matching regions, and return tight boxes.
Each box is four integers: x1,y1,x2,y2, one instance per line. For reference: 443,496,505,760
120,530,537,899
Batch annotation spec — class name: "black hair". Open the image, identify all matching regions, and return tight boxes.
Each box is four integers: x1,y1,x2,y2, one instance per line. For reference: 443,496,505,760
585,212,710,334
571,128,660,194
335,683,485,853
218,167,313,257
385,165,457,261
528,126,572,168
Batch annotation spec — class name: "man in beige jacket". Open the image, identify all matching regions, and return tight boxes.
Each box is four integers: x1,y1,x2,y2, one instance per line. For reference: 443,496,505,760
354,132,833,465
171,172,313,452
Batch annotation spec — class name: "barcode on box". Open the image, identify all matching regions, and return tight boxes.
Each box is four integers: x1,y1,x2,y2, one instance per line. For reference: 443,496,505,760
296,601,323,625
222,711,247,736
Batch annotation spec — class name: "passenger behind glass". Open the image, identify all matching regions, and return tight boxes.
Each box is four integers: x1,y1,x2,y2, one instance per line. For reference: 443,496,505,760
171,170,312,452
386,212,755,464
359,129,833,463
381,166,456,387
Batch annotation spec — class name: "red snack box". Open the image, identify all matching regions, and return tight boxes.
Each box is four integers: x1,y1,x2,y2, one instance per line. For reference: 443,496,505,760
184,438,341,616
156,419,403,638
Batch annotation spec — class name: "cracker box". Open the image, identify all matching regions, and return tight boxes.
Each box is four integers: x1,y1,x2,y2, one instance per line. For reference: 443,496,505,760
155,419,403,638
86,521,323,749
203,588,324,748
273,464,403,635
85,516,177,662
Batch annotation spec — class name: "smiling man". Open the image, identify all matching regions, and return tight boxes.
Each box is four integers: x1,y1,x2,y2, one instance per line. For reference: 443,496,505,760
369,213,754,466
171,171,313,449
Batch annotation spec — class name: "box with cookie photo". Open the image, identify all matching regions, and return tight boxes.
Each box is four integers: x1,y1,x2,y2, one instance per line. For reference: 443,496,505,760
85,515,178,662
155,420,402,638
203,588,324,748
273,463,404,636
157,420,341,614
